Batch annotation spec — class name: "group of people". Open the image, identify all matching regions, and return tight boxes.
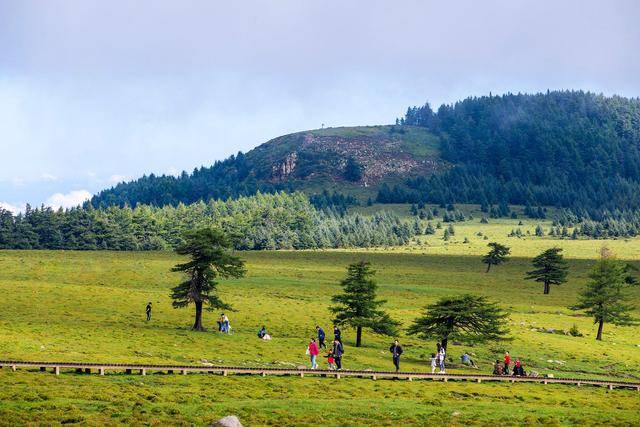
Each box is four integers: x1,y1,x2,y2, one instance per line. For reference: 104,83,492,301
430,342,447,373
307,325,344,370
216,313,231,333
493,351,526,376
144,305,527,376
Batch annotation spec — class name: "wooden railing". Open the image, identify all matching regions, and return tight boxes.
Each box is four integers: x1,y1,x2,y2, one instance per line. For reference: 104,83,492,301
1,360,639,391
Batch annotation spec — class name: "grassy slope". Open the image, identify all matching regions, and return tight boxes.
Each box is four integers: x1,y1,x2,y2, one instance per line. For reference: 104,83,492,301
1,218,640,425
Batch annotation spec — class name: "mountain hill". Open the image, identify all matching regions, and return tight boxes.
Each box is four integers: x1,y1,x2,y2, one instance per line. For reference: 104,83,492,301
90,125,443,207
91,91,640,213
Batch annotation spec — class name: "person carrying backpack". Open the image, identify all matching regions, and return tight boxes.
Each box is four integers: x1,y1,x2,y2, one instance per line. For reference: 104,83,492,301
332,339,344,370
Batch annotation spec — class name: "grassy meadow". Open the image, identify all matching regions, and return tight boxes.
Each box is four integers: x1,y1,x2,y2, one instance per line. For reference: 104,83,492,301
1,214,640,425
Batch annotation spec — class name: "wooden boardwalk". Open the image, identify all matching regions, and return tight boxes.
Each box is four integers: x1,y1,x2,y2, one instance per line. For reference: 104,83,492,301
2,360,639,391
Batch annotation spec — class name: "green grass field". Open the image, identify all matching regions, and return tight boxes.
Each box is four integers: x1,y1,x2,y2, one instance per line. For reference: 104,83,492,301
1,218,640,425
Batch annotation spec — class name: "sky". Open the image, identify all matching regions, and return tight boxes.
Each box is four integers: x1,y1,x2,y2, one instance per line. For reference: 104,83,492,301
1,0,639,212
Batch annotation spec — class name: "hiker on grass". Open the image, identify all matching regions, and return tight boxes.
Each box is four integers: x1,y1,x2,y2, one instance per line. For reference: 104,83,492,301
222,313,230,333
316,326,326,349
308,338,319,369
504,351,511,375
389,340,403,372
430,353,437,374
217,315,224,332
145,302,152,321
333,325,342,343
332,339,344,370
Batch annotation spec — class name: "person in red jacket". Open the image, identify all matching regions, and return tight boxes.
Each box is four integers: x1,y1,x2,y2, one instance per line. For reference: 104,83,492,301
504,351,511,375
308,338,319,369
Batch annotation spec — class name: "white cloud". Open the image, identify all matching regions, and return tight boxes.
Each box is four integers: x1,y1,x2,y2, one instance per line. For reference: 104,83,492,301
107,174,130,184
0,201,24,214
40,172,58,181
45,190,92,209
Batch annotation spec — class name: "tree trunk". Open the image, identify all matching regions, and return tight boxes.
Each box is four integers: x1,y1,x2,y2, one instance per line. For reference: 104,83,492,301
192,301,204,331
543,281,550,294
486,263,491,273
596,319,604,341
356,326,362,347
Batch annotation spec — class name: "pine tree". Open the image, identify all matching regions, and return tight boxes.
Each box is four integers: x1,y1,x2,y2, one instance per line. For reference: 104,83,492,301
344,157,363,182
407,295,509,351
330,261,399,347
482,242,510,272
171,228,246,331
571,250,637,340
525,247,568,294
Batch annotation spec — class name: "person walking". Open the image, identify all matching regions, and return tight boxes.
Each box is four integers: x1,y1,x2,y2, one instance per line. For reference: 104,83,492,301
333,325,342,343
389,340,403,372
308,338,319,369
332,339,344,370
504,351,511,375
325,350,336,370
316,326,326,349
430,353,437,374
145,302,152,321
439,346,446,373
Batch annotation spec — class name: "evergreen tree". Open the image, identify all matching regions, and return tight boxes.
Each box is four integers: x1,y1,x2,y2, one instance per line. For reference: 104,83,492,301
407,295,509,351
171,228,246,331
344,157,363,182
482,242,510,272
571,250,638,340
525,247,569,294
330,261,399,347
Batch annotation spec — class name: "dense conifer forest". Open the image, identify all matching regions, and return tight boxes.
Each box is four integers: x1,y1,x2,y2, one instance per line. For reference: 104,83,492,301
0,192,415,250
386,91,640,211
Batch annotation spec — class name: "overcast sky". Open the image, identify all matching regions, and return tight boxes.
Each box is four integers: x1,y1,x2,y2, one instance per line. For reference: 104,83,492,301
1,0,639,212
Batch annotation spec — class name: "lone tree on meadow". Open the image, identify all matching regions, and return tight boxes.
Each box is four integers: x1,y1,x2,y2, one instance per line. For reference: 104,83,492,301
407,294,509,351
331,261,400,347
171,228,246,331
571,249,637,341
482,242,510,272
525,247,568,294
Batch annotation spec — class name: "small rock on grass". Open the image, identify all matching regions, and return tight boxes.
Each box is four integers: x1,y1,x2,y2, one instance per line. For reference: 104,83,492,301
212,415,243,427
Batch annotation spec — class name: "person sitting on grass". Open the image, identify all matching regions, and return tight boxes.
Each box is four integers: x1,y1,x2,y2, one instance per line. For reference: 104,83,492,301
461,352,478,368
258,325,267,339
493,359,504,375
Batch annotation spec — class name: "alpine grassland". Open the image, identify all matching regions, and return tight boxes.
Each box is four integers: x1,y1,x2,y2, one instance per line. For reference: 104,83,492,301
1,216,639,425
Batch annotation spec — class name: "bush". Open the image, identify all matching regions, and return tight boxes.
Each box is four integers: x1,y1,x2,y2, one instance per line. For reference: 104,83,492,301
569,324,583,337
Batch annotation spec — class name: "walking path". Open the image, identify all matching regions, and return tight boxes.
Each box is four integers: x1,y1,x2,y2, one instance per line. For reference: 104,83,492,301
2,359,639,390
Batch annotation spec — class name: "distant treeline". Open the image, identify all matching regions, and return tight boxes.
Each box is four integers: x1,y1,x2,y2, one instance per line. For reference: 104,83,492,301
0,192,416,251
387,90,640,213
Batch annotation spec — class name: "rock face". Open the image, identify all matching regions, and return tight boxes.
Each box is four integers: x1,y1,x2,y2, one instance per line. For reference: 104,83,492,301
251,125,444,186
212,415,243,427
